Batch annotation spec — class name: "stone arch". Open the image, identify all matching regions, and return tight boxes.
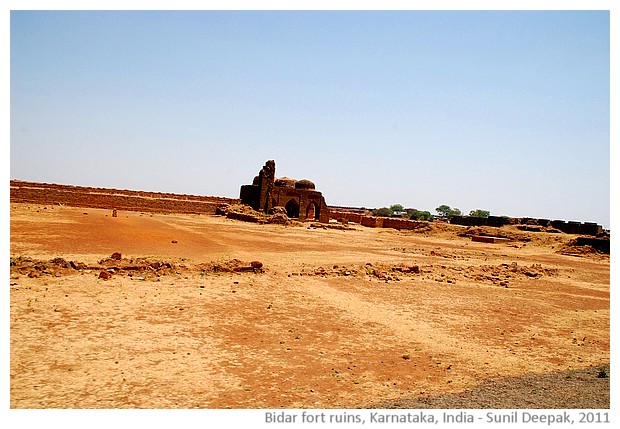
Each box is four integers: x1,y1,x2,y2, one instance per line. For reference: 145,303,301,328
306,200,320,221
285,198,300,219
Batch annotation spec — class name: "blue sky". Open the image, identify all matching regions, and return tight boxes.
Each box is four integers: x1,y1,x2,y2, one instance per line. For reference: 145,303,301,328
9,9,611,226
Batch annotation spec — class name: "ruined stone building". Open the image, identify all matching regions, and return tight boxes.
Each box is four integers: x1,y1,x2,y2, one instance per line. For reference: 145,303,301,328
240,160,330,223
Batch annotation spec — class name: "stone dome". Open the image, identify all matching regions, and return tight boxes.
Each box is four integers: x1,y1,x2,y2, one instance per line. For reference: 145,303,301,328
274,177,296,188
294,179,315,190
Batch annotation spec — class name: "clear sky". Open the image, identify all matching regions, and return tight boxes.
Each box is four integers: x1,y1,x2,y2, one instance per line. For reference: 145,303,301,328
9,8,611,227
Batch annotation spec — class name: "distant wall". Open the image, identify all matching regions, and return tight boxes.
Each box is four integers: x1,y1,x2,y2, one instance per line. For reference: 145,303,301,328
361,216,384,228
449,214,603,236
330,210,429,231
334,208,604,236
10,180,237,215
382,218,427,230
330,211,363,224
576,237,610,253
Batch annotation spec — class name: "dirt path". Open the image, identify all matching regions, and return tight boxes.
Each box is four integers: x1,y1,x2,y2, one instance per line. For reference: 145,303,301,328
9,204,609,408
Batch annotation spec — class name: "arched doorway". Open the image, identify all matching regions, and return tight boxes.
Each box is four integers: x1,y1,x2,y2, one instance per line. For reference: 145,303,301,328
285,199,300,218
306,201,320,221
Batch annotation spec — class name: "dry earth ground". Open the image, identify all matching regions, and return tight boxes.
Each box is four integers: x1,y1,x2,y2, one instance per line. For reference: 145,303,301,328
9,203,610,409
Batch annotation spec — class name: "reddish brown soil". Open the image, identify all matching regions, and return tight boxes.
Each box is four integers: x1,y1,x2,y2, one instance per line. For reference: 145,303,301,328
9,202,609,409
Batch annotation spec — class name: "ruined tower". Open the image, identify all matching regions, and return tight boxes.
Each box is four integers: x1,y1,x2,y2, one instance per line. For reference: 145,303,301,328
239,160,330,223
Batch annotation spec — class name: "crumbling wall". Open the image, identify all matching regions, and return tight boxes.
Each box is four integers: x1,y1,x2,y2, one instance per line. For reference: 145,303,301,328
330,211,363,224
361,216,384,228
382,218,428,230
10,180,235,214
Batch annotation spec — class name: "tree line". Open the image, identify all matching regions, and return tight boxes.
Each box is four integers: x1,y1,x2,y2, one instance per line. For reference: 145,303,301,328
371,204,490,221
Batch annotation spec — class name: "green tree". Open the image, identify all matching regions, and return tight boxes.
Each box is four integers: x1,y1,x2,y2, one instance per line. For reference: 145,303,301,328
389,204,405,213
435,204,451,217
469,209,490,218
436,205,461,219
373,207,392,217
409,209,434,221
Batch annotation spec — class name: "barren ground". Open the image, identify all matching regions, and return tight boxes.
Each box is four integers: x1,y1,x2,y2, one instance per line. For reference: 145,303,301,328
9,203,609,409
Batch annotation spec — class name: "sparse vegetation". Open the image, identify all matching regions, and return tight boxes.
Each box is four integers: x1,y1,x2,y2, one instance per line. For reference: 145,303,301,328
469,209,490,218
389,204,404,213
407,209,434,221
372,207,393,217
435,204,461,219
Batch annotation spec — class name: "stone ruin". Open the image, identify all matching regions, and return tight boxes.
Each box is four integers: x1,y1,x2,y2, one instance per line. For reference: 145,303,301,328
240,160,330,223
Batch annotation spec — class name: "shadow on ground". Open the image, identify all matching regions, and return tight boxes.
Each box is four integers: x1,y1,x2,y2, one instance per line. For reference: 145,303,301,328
369,364,610,409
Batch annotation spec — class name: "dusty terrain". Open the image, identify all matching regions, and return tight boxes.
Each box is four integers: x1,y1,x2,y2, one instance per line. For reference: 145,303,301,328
9,203,609,409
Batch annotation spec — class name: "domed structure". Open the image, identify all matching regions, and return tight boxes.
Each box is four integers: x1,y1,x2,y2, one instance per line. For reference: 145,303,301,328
239,160,329,223
294,179,315,190
274,177,296,188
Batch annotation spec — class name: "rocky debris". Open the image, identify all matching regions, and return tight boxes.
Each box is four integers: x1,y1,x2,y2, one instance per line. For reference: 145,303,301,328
269,206,287,216
309,222,353,230
98,270,113,280
11,256,79,278
215,204,231,216
10,254,266,279
556,244,599,256
458,226,529,242
217,203,295,226
364,264,398,281
556,237,610,256
517,224,547,233
49,257,72,268
197,259,265,274
289,262,422,282
393,265,420,274
268,213,290,225
70,260,87,270
461,262,558,287
288,264,358,278
429,250,465,259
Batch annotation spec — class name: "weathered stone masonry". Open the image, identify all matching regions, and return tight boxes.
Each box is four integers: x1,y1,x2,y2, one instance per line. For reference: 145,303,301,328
240,160,330,223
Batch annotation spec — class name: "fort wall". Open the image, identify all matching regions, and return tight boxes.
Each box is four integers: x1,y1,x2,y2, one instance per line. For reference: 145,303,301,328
449,214,603,236
10,180,236,215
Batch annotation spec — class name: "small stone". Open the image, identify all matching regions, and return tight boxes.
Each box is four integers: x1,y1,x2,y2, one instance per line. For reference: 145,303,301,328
99,271,112,280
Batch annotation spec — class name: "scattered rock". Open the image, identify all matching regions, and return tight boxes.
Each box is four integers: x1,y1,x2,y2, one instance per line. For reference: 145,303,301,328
269,206,287,216
11,255,265,279
99,271,112,280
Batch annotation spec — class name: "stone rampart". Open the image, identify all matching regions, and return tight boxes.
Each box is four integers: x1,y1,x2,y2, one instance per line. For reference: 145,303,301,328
10,180,236,215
